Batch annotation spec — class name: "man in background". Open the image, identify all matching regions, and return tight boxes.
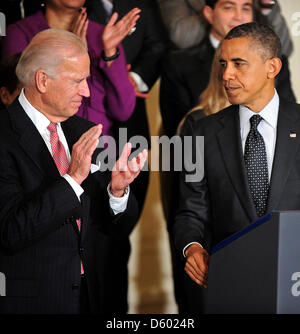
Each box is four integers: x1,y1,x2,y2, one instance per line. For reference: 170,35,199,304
158,0,293,56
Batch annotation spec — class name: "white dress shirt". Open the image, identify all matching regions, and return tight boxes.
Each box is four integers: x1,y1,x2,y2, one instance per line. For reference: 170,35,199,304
209,33,220,49
239,89,279,181
18,89,129,214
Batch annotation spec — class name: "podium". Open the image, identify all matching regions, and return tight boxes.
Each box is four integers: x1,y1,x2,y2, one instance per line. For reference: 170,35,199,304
204,211,300,314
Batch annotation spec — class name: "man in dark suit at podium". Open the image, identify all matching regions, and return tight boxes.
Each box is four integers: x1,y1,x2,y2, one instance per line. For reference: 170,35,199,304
173,22,300,297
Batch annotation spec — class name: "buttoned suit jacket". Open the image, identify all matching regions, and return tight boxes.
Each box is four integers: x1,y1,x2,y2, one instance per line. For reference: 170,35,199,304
173,99,300,255
0,100,138,314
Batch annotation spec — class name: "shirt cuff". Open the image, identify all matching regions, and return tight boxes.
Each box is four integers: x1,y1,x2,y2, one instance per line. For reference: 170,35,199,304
63,174,84,202
183,242,203,258
107,183,130,215
129,71,149,93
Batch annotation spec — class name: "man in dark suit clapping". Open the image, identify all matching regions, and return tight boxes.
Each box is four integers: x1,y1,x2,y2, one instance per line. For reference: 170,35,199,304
0,28,147,314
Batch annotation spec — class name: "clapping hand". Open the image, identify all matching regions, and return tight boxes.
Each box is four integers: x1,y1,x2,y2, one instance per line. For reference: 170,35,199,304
70,7,89,47
68,124,103,185
110,143,147,197
102,8,141,59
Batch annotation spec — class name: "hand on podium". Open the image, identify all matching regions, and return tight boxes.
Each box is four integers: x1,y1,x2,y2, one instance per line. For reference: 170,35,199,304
185,243,210,288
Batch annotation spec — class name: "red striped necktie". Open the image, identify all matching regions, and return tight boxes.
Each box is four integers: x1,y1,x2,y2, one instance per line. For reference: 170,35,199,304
47,122,84,274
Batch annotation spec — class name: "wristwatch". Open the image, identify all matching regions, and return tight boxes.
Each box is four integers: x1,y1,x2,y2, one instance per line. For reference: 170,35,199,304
101,47,120,62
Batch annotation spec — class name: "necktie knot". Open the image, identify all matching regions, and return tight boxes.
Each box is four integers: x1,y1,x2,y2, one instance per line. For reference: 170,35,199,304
250,114,262,130
47,122,58,134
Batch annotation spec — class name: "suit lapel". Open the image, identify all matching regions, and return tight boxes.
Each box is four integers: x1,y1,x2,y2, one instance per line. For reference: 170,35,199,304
61,117,92,237
61,118,85,234
216,106,258,222
61,118,78,155
9,101,87,235
8,100,60,180
267,100,300,211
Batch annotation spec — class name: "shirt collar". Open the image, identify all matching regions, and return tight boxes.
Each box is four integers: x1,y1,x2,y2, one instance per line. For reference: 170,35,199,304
239,89,279,130
18,88,58,134
209,33,220,49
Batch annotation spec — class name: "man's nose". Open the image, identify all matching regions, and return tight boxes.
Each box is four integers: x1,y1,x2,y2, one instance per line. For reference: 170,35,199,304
79,79,90,98
233,8,245,23
222,63,235,81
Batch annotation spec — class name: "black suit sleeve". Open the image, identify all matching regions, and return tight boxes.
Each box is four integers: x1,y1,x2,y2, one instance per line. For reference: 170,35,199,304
0,151,81,252
160,52,195,137
129,0,168,89
172,115,212,259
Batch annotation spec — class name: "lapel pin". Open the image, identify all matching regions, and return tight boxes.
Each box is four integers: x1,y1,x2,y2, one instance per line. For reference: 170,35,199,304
290,132,297,138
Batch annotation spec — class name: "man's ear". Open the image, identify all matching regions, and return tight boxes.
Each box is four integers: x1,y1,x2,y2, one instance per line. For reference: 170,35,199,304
35,69,48,93
203,5,214,25
0,87,11,108
266,57,282,79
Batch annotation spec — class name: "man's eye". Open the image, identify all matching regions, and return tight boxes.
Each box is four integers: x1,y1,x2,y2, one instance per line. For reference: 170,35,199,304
223,6,233,11
220,62,226,68
243,6,252,12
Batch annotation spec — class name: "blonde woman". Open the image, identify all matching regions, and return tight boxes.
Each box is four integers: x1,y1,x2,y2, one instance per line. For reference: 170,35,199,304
177,43,229,134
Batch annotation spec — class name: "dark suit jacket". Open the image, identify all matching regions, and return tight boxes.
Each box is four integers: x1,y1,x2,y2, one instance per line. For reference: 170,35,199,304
0,100,138,314
160,36,296,138
160,36,214,138
173,99,300,256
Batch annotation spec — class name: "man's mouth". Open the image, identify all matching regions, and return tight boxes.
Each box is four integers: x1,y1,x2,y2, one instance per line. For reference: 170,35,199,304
225,86,240,93
72,100,82,105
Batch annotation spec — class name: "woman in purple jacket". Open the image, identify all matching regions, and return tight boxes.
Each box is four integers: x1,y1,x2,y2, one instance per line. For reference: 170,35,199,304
2,0,139,137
